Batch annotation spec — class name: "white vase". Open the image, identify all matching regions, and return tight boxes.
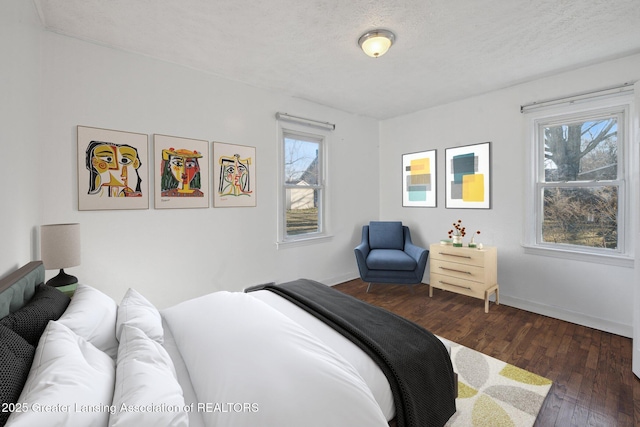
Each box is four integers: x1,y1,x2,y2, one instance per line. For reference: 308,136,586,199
452,235,463,247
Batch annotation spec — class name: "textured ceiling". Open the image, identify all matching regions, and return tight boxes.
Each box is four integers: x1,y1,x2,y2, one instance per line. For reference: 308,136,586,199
33,0,640,119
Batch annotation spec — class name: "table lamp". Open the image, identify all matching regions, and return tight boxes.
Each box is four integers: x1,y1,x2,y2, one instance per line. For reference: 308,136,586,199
40,223,81,287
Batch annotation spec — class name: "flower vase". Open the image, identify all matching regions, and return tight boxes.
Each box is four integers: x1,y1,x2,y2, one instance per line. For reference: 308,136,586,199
468,236,477,248
452,235,463,247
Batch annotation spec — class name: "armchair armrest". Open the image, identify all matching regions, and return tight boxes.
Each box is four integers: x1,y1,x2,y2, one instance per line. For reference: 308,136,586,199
402,226,425,262
403,226,429,280
355,241,370,259
354,226,371,278
404,241,427,263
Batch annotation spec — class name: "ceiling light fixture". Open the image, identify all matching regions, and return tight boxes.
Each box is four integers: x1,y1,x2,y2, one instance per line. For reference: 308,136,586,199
358,29,395,58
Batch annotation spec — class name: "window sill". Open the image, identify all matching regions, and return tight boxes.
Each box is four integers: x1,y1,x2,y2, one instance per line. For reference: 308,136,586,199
276,234,333,249
522,244,634,268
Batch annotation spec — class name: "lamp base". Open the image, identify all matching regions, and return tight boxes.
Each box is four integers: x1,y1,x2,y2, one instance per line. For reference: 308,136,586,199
46,269,78,287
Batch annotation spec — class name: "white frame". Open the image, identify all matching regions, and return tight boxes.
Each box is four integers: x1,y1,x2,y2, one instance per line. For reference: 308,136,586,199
445,142,491,209
523,93,635,266
153,134,210,209
212,142,257,207
276,123,331,247
402,150,437,207
77,126,149,211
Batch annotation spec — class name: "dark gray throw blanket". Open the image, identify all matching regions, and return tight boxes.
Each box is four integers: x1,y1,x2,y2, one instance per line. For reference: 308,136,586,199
245,279,456,427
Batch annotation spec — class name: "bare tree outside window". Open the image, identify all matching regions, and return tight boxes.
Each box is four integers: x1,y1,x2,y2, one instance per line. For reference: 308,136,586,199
541,117,620,249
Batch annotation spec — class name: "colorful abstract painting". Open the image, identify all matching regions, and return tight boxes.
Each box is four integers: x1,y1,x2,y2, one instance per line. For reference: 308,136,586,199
445,142,491,209
212,142,256,207
402,150,437,207
153,134,210,209
77,126,149,210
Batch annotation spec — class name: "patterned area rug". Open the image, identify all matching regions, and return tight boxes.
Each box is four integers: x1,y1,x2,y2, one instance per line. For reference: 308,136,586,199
446,342,552,427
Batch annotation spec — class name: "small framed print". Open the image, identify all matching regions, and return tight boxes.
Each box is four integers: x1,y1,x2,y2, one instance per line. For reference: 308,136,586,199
154,134,210,209
212,142,256,207
77,126,149,210
402,150,437,207
445,142,491,209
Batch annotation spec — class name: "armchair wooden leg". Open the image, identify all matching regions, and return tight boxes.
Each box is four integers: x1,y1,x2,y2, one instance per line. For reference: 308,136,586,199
366,283,373,293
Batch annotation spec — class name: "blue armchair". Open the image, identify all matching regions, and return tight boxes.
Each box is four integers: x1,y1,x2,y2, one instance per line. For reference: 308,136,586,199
354,221,429,292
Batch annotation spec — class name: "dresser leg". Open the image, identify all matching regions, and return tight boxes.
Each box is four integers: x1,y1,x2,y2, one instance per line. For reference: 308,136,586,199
484,284,499,313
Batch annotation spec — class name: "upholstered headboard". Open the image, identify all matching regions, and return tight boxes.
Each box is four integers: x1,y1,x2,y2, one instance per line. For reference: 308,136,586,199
0,261,44,319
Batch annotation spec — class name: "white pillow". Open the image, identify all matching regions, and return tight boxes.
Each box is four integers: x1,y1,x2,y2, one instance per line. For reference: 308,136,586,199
6,321,115,427
57,284,119,359
116,288,164,343
109,325,188,427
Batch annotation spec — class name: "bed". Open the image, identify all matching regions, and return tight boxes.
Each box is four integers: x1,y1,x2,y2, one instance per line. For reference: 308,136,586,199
0,261,456,427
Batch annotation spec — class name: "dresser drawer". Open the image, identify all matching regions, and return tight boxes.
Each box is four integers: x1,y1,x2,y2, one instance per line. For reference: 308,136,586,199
428,244,499,312
430,259,487,283
430,246,486,267
429,273,486,299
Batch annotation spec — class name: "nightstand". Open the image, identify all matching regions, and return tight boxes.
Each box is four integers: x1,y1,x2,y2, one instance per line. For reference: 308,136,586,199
428,243,499,313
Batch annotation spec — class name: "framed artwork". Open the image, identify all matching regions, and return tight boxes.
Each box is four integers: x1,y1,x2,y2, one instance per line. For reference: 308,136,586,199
445,141,491,209
402,150,437,207
212,142,256,207
154,134,209,209
77,126,149,211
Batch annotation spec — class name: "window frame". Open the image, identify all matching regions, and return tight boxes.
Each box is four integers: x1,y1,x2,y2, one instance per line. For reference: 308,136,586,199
523,93,634,267
276,122,331,247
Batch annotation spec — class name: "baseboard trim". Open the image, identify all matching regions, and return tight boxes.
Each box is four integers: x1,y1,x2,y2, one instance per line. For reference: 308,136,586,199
499,295,632,338
323,272,360,287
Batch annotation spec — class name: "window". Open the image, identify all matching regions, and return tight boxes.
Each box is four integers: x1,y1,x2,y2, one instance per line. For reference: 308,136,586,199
524,90,634,266
277,123,330,246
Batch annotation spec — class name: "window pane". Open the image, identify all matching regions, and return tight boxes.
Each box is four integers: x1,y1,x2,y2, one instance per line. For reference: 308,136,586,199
284,137,319,185
542,186,618,249
543,117,617,182
286,188,319,235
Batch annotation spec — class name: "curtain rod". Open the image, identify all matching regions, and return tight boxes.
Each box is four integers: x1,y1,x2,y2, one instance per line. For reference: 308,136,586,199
275,112,336,130
520,82,635,113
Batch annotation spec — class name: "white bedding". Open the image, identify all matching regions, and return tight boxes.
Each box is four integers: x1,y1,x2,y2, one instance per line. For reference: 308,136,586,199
249,289,453,422
249,289,396,420
8,281,452,427
162,317,206,427
161,291,389,427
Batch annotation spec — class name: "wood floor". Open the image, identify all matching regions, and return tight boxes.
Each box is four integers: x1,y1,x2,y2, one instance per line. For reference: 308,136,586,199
333,279,640,427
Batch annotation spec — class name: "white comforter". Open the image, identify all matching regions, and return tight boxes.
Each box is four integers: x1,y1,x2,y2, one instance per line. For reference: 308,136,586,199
161,291,388,427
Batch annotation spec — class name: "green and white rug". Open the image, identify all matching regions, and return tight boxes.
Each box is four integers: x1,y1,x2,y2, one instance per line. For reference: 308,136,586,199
446,342,552,427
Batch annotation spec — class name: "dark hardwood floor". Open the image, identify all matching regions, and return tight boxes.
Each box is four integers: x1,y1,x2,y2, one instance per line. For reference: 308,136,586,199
333,279,640,427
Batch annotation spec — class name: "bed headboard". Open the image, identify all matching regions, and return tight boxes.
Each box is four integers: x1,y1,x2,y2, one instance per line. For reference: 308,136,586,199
0,261,44,318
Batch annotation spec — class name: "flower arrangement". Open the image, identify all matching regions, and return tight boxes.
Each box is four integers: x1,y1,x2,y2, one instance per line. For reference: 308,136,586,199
447,220,480,247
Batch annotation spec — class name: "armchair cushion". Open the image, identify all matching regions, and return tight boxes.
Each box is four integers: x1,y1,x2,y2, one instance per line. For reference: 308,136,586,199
368,221,404,250
367,249,417,271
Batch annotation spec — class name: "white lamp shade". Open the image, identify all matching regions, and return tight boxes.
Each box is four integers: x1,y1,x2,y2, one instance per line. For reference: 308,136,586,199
359,30,395,58
40,223,81,269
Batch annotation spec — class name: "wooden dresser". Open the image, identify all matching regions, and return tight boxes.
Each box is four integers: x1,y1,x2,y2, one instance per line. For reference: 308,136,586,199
428,243,499,313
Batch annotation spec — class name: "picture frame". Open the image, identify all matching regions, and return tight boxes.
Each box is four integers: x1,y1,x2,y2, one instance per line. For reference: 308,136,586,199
153,134,210,209
77,126,149,211
445,141,491,209
402,150,437,207
212,142,256,207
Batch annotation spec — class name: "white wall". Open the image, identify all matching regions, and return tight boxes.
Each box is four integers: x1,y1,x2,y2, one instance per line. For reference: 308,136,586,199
32,31,379,308
0,0,42,276
380,54,640,337
3,0,636,339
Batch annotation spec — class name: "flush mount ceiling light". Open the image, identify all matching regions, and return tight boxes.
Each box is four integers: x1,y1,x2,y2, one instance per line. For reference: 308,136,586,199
358,29,396,58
